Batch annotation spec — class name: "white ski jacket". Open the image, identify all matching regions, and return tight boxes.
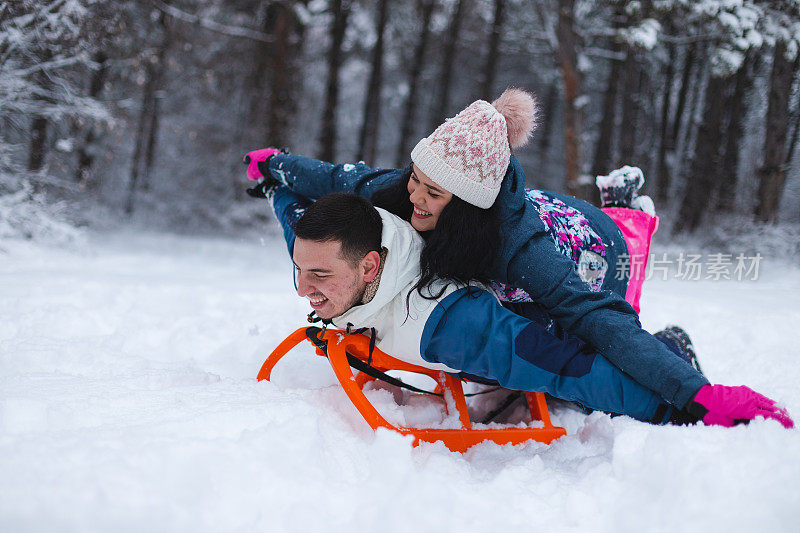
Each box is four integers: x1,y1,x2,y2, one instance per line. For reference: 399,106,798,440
327,208,459,372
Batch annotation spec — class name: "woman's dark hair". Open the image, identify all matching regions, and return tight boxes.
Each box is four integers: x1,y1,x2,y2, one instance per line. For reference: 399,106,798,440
369,165,415,221
371,166,501,300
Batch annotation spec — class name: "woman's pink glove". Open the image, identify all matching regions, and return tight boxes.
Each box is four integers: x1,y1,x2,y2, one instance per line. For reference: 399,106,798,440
243,148,282,181
689,384,794,428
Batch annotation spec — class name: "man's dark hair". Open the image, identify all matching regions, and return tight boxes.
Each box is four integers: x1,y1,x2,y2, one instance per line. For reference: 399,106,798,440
294,193,383,265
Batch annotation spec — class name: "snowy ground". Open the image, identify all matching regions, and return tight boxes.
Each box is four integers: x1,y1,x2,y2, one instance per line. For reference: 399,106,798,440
1,229,799,533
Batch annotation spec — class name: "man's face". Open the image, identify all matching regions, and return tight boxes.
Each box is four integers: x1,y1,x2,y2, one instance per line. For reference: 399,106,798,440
293,238,373,320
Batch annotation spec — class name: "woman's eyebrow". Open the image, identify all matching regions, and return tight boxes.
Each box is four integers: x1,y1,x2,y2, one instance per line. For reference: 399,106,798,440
411,169,443,193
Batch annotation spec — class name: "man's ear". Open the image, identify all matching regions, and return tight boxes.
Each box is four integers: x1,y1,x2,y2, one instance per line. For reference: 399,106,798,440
361,250,381,282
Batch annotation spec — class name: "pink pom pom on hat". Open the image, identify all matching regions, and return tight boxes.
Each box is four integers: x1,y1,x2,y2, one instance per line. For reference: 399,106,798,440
410,87,538,209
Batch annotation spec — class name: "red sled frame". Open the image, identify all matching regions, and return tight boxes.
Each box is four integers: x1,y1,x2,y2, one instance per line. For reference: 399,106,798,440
258,327,566,453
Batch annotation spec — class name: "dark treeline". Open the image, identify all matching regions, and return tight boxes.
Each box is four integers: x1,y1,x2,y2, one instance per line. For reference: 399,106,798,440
2,0,799,231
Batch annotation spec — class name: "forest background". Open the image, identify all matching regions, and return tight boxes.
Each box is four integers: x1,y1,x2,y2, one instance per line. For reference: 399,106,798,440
2,0,799,248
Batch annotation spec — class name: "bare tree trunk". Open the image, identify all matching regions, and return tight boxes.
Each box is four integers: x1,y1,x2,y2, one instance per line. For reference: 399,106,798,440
535,83,558,180
431,0,466,129
141,13,171,192
75,51,109,188
245,3,271,145
556,0,586,199
785,53,800,171
638,69,658,179
658,43,697,202
395,0,436,167
479,0,505,101
267,3,290,146
755,41,796,223
786,78,800,168
357,0,389,165
655,42,676,199
142,93,161,189
715,54,752,212
616,0,654,171
617,51,641,165
674,73,730,233
318,0,352,163
125,67,155,214
238,1,305,200
675,48,708,190
591,10,624,180
126,10,169,214
591,56,621,176
267,1,304,148
27,48,53,172
27,116,48,172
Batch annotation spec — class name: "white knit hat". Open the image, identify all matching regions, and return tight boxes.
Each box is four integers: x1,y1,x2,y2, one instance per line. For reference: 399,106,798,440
410,88,538,208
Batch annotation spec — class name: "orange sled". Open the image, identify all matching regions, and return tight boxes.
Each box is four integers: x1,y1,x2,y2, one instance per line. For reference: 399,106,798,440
258,327,566,453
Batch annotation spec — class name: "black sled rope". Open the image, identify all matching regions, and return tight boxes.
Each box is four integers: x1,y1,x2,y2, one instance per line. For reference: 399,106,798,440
303,326,499,399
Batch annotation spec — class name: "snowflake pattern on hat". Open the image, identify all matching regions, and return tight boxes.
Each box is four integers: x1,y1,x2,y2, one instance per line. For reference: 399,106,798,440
427,101,510,190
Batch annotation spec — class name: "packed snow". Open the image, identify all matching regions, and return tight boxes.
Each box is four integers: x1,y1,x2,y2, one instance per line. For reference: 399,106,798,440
1,228,799,532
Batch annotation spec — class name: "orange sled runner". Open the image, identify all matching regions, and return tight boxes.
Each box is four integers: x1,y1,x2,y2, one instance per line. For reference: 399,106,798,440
258,327,567,452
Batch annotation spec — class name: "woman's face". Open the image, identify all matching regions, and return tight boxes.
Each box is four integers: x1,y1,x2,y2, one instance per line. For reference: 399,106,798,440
407,164,453,232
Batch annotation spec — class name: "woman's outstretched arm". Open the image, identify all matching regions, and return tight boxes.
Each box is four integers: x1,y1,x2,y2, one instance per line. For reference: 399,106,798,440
265,153,406,200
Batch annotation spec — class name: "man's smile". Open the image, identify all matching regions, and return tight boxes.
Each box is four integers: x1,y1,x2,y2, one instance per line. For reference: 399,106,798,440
307,294,329,308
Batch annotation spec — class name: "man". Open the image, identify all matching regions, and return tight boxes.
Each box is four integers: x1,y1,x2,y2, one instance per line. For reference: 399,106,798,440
265,185,792,428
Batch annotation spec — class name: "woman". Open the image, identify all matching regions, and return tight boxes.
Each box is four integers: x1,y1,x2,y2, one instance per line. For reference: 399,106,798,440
245,89,792,428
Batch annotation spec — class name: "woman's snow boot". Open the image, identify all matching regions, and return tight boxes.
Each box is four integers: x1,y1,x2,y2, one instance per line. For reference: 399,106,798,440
596,166,655,215
654,325,704,376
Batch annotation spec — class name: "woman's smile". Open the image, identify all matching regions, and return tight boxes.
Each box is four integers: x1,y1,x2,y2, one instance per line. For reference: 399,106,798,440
412,205,433,218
